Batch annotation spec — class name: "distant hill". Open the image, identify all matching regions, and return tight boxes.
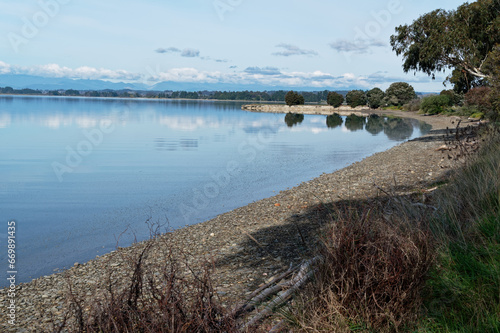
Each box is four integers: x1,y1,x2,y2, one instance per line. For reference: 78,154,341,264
150,81,348,92
0,73,437,95
0,74,361,92
0,74,147,91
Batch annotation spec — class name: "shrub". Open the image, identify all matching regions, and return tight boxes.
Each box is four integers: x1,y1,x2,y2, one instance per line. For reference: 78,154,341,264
61,242,238,333
470,112,485,119
345,90,367,108
288,202,433,332
464,87,492,114
403,98,421,111
420,95,452,114
327,91,344,108
440,89,462,106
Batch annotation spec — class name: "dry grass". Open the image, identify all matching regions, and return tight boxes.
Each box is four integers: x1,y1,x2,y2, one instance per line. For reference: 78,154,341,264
287,201,434,332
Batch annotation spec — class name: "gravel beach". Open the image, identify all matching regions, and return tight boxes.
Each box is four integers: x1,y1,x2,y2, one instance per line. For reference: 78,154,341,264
0,109,471,332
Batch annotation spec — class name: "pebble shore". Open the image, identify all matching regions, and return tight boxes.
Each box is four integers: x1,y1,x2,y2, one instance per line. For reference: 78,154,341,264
0,110,469,332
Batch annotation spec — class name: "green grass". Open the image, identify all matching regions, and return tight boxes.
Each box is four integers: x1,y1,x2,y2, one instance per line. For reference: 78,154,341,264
420,129,500,332
422,214,500,332
284,124,500,332
382,105,404,111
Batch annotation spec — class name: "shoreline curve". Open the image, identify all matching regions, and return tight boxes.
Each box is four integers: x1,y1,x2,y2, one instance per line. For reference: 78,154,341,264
0,110,473,331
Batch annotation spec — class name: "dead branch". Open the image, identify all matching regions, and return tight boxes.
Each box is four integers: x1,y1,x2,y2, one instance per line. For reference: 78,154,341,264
240,256,321,330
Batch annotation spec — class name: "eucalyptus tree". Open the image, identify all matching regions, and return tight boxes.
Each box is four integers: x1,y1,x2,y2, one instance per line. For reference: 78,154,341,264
390,0,500,91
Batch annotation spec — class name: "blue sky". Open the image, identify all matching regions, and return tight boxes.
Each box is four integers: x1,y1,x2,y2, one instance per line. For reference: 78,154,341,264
0,0,465,91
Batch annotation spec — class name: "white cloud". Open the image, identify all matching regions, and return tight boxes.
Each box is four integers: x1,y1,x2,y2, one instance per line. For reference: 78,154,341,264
329,39,386,54
272,43,318,57
8,63,141,81
151,67,223,83
155,47,181,54
244,67,281,76
0,60,427,90
181,48,200,58
0,114,11,128
0,61,12,74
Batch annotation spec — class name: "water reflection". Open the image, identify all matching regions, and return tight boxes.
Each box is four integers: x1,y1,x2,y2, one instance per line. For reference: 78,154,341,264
326,114,343,128
282,112,431,142
384,118,413,141
365,114,384,135
154,138,199,151
284,113,304,127
345,114,366,132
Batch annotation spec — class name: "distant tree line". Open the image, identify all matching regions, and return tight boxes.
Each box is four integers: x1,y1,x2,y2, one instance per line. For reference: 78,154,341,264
8,83,487,117
0,86,337,103
286,82,418,109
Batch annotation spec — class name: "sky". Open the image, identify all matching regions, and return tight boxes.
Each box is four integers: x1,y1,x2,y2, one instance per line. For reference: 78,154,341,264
0,0,466,92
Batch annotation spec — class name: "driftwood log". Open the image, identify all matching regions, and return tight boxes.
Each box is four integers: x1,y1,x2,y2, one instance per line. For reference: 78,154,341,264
229,256,321,331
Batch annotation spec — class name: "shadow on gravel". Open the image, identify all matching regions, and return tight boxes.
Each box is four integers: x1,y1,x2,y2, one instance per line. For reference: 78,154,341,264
214,190,437,288
214,204,330,273
410,128,449,142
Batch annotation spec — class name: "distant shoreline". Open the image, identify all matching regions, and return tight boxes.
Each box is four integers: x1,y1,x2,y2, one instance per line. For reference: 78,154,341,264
0,93,294,104
241,104,373,116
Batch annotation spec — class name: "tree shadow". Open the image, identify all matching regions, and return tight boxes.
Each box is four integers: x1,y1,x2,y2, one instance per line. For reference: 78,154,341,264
213,186,439,290
410,127,449,142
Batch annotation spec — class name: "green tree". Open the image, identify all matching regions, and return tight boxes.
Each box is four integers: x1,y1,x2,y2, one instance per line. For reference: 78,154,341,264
366,88,385,109
285,91,305,106
483,45,500,120
2,86,14,94
390,0,500,90
448,68,484,94
65,89,80,96
345,90,367,108
384,82,417,106
327,92,344,107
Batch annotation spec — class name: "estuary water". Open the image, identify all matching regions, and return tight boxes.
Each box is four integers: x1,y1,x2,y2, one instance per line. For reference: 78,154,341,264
0,96,430,286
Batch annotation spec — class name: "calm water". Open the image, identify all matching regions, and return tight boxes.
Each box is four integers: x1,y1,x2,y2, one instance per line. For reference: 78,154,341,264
0,96,430,286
